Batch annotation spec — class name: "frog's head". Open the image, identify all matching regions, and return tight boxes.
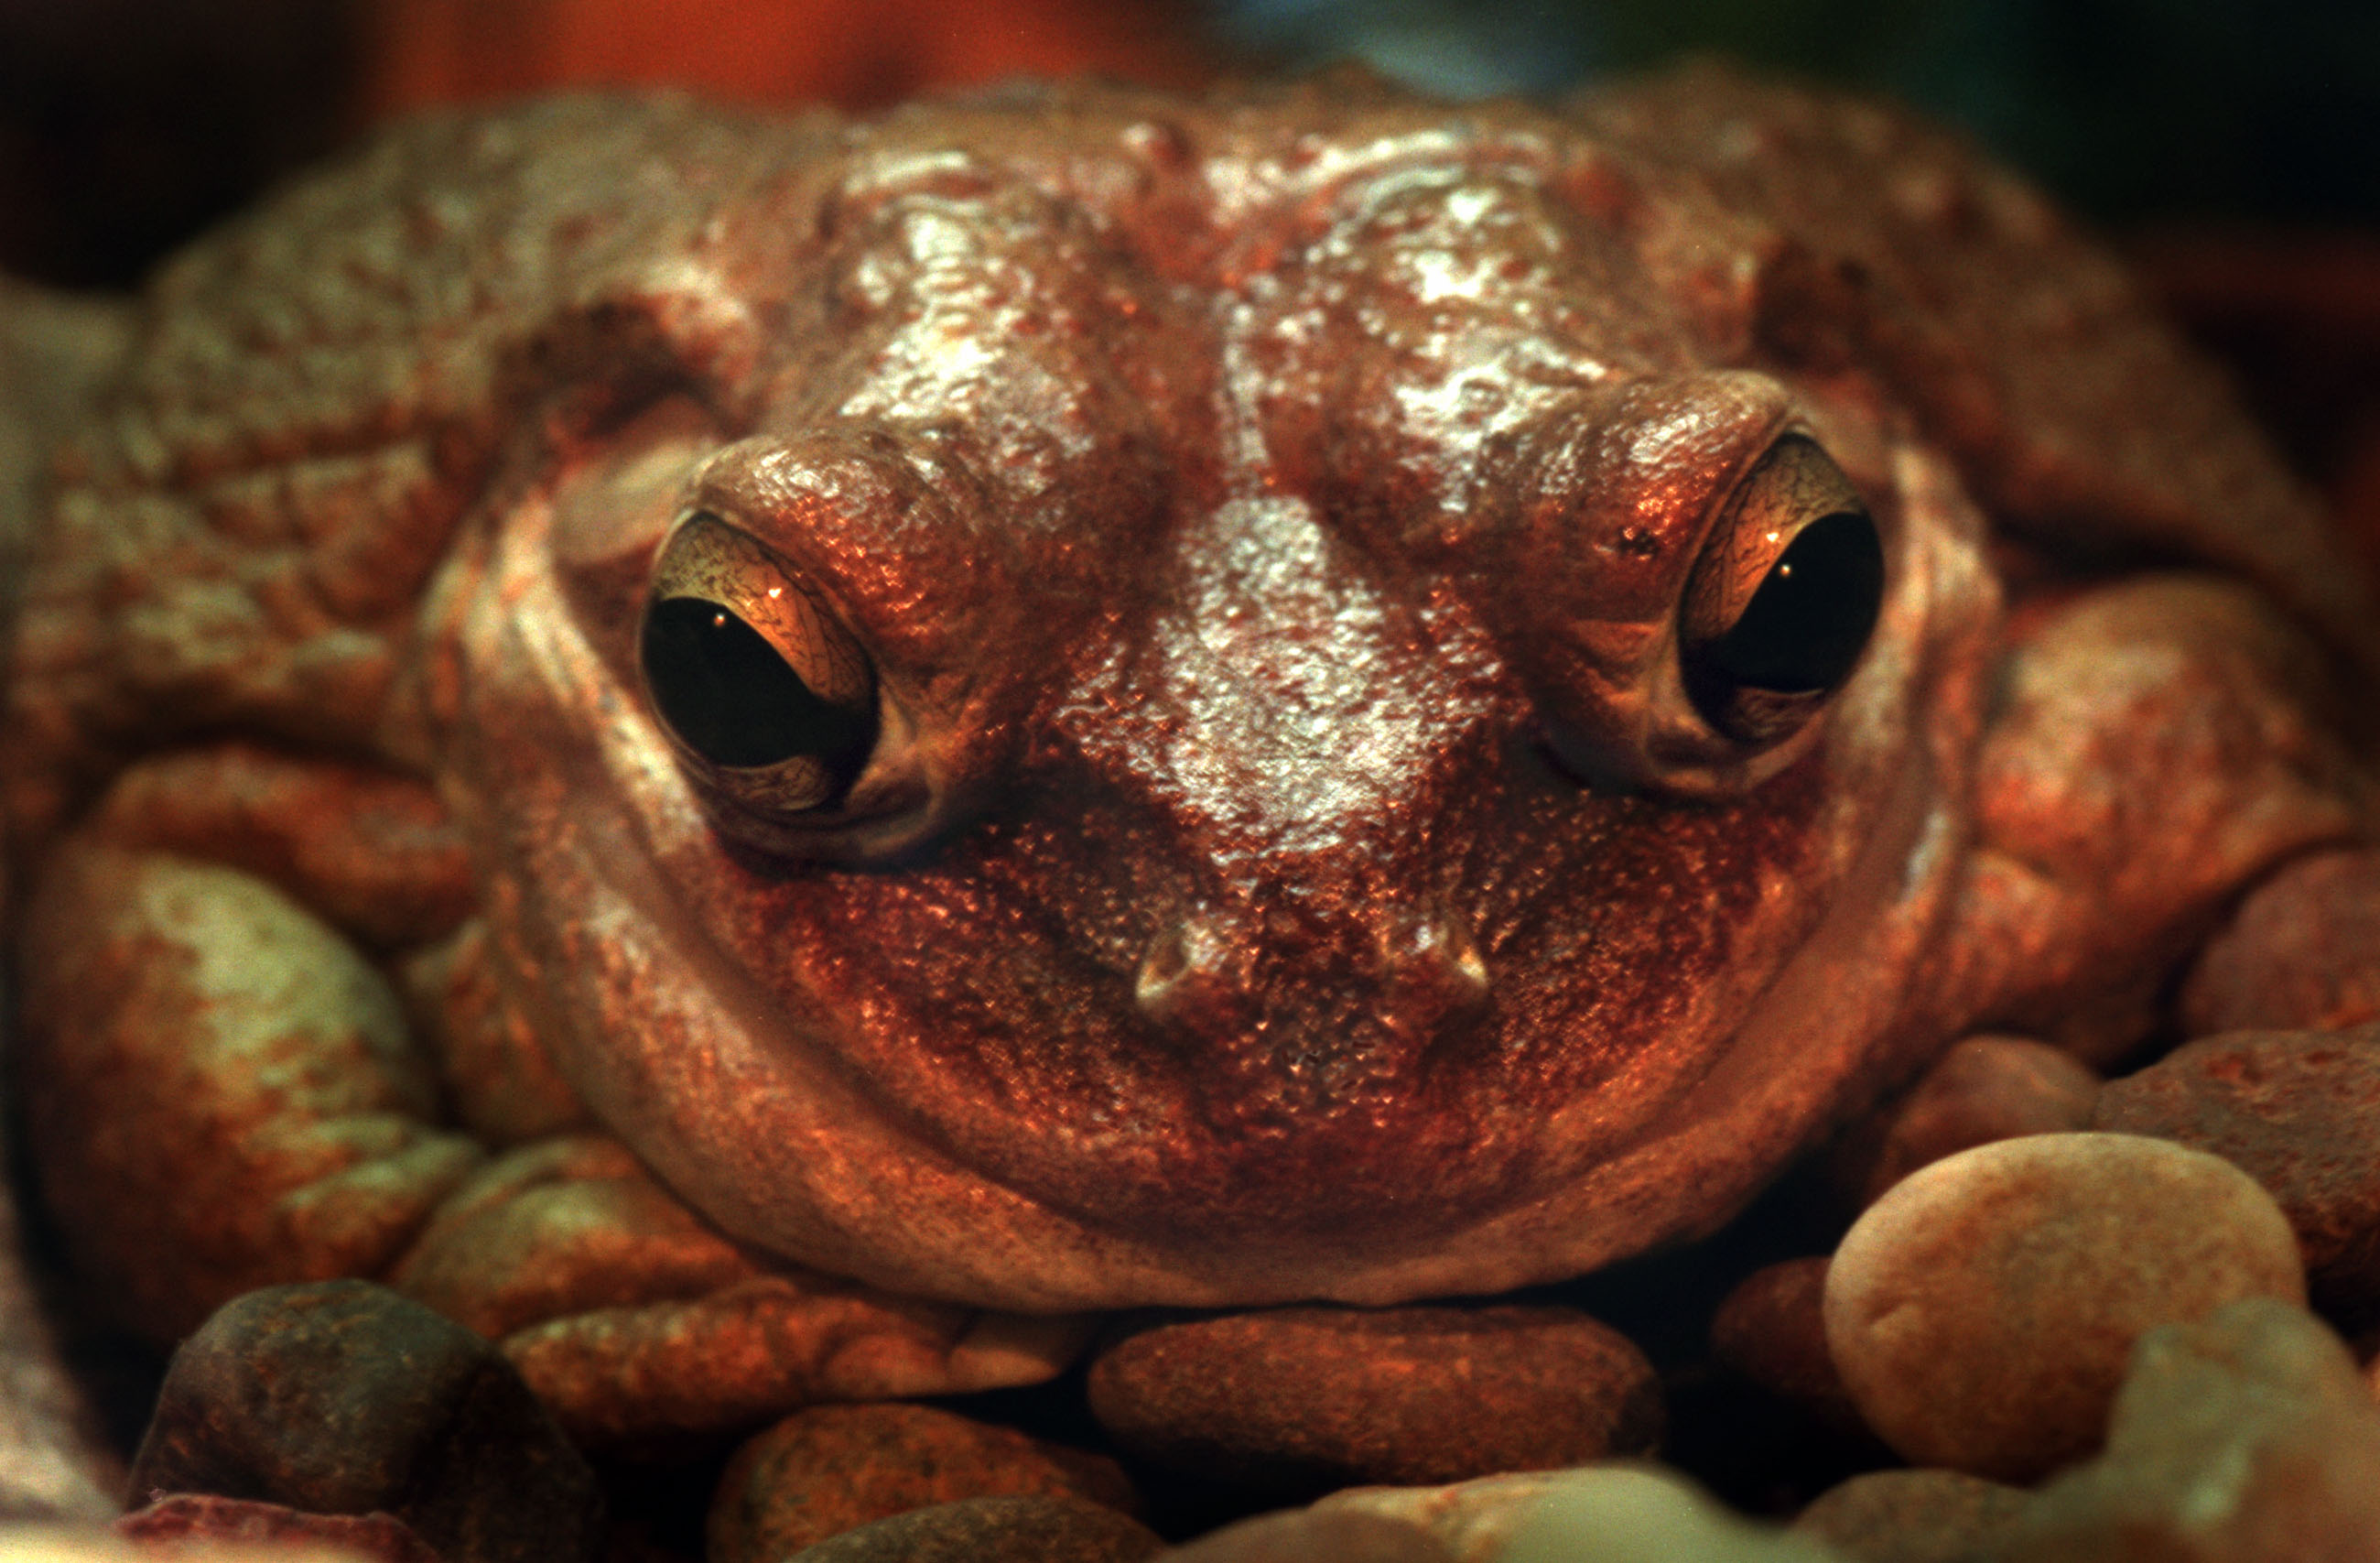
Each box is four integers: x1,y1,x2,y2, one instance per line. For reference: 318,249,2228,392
443,110,2001,1310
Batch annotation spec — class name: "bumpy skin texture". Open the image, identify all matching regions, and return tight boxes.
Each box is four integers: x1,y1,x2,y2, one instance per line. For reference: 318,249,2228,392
3,68,2375,1438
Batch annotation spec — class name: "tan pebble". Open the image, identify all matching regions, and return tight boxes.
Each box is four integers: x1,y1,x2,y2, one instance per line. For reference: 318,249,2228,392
1838,1036,2100,1204
1320,1469,1837,1563
1711,1257,1862,1433
1087,1305,1660,1492
2180,849,2380,1035
1498,1467,1848,1563
1791,1470,2027,1563
1824,1132,2304,1482
1978,1298,2380,1561
708,1402,1137,1563
783,1494,1162,1563
2094,1022,2380,1311
1157,1507,1454,1563
0,1524,359,1563
1315,1468,1613,1563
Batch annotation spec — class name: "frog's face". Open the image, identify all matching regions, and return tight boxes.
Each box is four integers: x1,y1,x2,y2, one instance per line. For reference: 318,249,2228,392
436,134,2003,1311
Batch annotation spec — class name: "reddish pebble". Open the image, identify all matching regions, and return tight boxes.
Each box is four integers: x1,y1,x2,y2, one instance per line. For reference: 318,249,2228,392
1824,1133,2304,1482
2180,849,2380,1035
115,1494,438,1561
1792,1471,2026,1563
1087,1306,1661,1492
784,1494,1161,1563
1711,1258,1862,1434
708,1402,1136,1563
2094,1023,2380,1311
1838,1036,2100,1204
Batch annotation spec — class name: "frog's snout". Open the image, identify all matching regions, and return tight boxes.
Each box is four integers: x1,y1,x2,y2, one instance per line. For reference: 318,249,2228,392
1131,898,1492,1065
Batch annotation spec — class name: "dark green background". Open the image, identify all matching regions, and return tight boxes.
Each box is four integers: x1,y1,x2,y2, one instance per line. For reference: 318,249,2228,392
1219,0,2380,227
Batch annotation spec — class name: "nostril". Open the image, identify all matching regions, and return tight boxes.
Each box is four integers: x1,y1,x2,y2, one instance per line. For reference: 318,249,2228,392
1376,905,1492,1037
1133,923,1187,1013
1133,914,1245,1033
1133,901,1489,1049
1385,906,1488,989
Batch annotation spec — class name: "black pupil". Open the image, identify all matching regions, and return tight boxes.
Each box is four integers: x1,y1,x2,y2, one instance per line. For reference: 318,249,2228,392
1702,510,1887,693
640,596,874,778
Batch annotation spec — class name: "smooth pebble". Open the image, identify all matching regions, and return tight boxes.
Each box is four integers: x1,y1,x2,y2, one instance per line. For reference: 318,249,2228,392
2095,1023,2380,1310
708,1401,1134,1563
782,1493,1161,1563
1835,1035,2099,1204
1711,1256,1862,1433
1823,1132,2304,1481
1087,1305,1660,1492
1791,1470,2027,1563
2180,849,2380,1035
127,1280,601,1563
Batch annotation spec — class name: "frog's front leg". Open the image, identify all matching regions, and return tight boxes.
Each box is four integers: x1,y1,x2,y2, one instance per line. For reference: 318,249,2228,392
389,1135,1094,1447
20,742,1087,1447
17,746,490,1343
1931,574,2373,1059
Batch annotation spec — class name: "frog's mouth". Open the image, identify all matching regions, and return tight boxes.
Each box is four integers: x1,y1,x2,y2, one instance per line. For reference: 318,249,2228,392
501,677,1962,1315
472,626,1966,1314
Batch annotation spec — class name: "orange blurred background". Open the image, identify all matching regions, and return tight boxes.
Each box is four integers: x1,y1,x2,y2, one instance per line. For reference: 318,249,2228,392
0,0,2373,585
362,0,1211,117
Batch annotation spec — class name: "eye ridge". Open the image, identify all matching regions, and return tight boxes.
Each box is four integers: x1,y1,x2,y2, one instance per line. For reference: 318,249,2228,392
641,596,878,778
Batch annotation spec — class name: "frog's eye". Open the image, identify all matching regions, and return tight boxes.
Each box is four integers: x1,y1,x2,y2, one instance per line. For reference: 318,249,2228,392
1680,436,1885,745
640,512,877,811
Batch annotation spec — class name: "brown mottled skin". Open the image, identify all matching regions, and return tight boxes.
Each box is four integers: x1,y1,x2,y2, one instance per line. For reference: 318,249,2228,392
0,67,2374,1452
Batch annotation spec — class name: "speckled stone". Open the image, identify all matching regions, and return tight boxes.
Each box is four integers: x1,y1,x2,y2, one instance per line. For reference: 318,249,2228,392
114,1494,439,1561
1711,1257,1862,1433
707,1402,1136,1563
1835,1036,2101,1205
126,1281,602,1563
1977,1298,2380,1562
2094,1024,2380,1312
2180,850,2380,1036
1087,1306,1661,1493
781,1494,1162,1563
1791,1470,2027,1563
1157,1507,1455,1563
1824,1133,2305,1482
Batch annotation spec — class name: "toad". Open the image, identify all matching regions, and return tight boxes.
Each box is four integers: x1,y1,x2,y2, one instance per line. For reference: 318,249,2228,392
1,65,2374,1459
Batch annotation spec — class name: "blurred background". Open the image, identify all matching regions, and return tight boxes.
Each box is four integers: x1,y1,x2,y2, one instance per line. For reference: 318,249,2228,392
0,0,2374,564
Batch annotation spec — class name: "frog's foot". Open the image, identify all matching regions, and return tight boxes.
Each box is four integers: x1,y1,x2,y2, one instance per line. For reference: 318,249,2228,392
388,1136,1093,1448
16,838,486,1343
